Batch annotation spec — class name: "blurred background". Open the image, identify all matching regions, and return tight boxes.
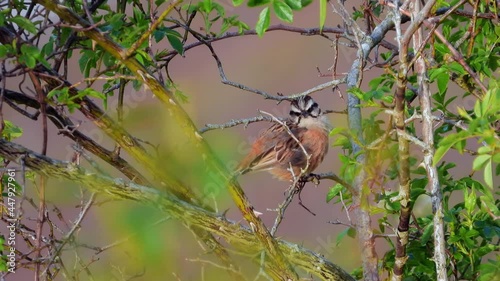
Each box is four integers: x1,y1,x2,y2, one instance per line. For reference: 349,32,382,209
2,0,486,280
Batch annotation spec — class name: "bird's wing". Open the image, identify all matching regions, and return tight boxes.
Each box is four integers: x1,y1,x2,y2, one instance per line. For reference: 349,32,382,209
238,122,305,174
237,123,284,173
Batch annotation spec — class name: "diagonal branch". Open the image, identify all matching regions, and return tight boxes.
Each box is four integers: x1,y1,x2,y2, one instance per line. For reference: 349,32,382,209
159,23,398,62
34,0,297,278
2,4,241,279
1,89,150,185
0,138,355,281
125,0,182,58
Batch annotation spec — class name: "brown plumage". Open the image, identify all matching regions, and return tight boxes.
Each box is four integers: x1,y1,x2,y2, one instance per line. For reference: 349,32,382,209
236,96,330,181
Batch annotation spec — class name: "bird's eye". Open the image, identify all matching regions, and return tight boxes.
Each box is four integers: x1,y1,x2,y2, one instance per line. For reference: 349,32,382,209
307,103,318,114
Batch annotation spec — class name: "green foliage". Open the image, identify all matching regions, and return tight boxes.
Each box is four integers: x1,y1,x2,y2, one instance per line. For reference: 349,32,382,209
17,44,50,69
273,1,293,22
183,1,249,35
319,0,326,32
442,177,500,280
0,120,23,164
1,120,23,141
256,7,271,37
0,235,8,273
434,85,500,188
285,0,302,10
336,227,356,246
7,15,37,34
0,44,13,58
233,0,245,6
323,2,499,280
47,87,106,113
1,0,498,279
237,0,312,36
380,170,500,280
326,183,344,203
478,257,500,281
247,0,271,7
1,173,22,196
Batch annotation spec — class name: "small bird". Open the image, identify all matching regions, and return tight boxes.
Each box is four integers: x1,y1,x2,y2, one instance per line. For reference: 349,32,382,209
236,96,330,182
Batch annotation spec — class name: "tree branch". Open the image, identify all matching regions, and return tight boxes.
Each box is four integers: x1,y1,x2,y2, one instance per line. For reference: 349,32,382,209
341,8,398,281
35,0,297,278
0,138,355,281
413,17,449,281
1,89,150,185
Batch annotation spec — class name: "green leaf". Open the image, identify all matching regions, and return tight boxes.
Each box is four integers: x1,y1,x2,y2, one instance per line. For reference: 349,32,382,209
132,7,144,22
382,95,394,103
0,12,5,26
326,183,344,202
9,16,37,34
433,130,470,164
329,127,347,136
492,150,500,163
336,227,354,245
19,54,36,68
285,0,302,10
299,0,312,7
448,62,466,75
42,39,54,57
474,96,483,117
436,73,449,95
248,0,270,7
273,1,293,22
464,189,476,214
480,196,500,217
153,30,165,42
78,88,106,100
454,138,466,154
47,87,69,101
255,7,270,37
79,50,97,77
473,154,490,170
478,259,500,281
484,160,493,189
202,0,213,13
212,2,225,16
232,0,244,6
420,223,433,245
0,45,7,58
167,34,184,55
319,0,326,32
457,106,472,121
429,67,446,81
1,120,23,140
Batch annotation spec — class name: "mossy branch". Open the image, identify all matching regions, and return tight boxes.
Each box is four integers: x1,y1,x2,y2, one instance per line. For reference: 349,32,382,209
0,138,355,281
35,0,298,278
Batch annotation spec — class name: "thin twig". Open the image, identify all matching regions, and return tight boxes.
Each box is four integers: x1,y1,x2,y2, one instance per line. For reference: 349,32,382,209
186,258,244,275
316,172,357,196
199,116,275,133
124,0,182,58
42,193,97,277
200,108,346,134
258,110,316,234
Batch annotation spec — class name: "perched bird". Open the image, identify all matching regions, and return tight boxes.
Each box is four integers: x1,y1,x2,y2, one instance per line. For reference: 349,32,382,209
236,96,330,182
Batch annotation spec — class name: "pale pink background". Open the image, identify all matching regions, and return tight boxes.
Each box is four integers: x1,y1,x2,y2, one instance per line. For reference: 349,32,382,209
2,0,490,280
